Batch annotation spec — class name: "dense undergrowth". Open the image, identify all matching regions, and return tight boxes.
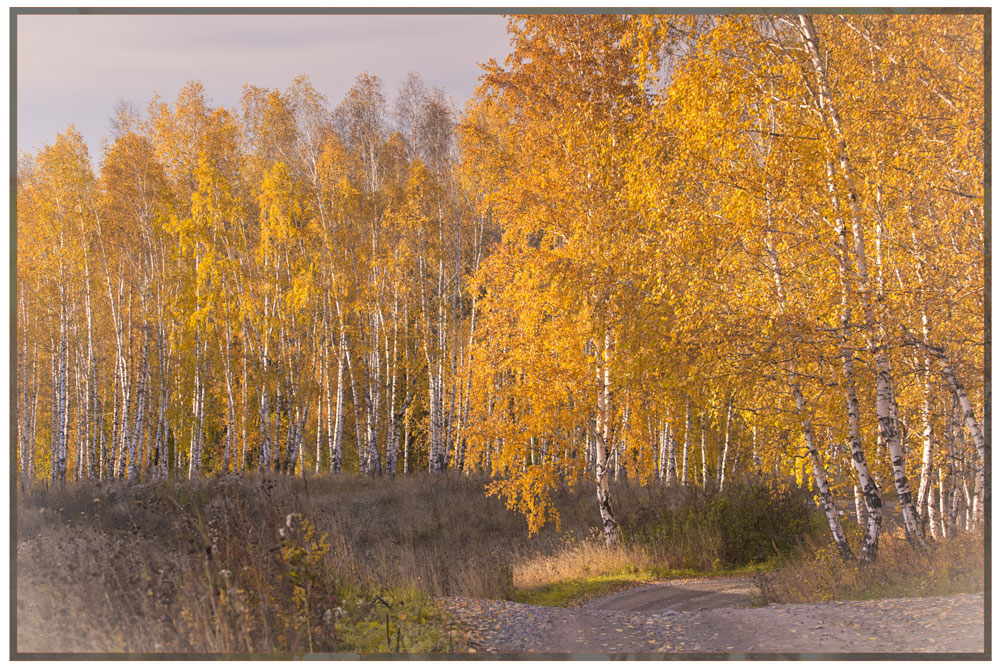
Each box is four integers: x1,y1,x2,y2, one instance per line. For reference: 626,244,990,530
16,474,982,653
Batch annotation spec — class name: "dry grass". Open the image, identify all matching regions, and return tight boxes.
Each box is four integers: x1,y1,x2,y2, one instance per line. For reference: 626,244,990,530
14,473,608,654
513,531,657,589
20,473,951,653
756,526,985,605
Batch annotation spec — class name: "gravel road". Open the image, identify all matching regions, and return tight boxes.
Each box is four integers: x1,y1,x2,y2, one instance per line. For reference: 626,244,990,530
440,577,985,656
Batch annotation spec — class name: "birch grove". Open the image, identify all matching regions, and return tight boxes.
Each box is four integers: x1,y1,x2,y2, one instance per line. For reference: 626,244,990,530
17,14,984,561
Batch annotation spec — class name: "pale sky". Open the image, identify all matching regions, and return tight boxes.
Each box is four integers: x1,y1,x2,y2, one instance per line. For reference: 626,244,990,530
16,12,513,156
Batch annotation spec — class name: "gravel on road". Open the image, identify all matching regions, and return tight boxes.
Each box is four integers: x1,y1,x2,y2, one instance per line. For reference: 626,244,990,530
440,580,985,656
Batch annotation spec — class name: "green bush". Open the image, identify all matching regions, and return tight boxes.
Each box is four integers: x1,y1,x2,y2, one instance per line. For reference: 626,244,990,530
621,481,820,569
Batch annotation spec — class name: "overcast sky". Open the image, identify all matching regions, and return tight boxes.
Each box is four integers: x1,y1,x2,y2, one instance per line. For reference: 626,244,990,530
16,12,513,156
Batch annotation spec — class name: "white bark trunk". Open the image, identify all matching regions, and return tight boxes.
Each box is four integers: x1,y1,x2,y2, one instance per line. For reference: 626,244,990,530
828,185,884,562
593,332,619,546
938,467,949,539
681,397,691,486
718,398,733,491
799,13,924,548
664,414,677,486
700,411,708,488
929,347,986,529
792,380,854,560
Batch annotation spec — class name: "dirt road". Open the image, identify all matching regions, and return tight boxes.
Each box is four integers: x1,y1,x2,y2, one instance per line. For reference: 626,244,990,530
441,577,985,656
584,576,757,613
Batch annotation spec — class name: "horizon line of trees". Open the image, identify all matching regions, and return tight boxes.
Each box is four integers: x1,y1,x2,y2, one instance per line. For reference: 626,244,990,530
17,13,985,563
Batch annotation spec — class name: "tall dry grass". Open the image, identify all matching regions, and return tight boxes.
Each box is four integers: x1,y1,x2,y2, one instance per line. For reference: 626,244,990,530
756,526,985,604
513,531,658,589
20,473,942,653
15,473,607,653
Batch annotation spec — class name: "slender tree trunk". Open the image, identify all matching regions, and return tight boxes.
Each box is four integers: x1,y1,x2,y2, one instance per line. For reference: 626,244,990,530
345,343,364,475
927,478,940,540
223,322,236,475
593,332,620,546
332,328,346,473
316,333,326,474
50,339,59,485
853,484,866,527
315,367,324,474
128,338,150,482
825,193,884,561
188,334,203,480
681,397,691,486
791,379,854,560
74,352,86,481
273,377,283,474
258,340,272,473
428,365,445,473
938,467,949,539
927,346,986,529
240,332,248,473
718,398,733,491
386,302,400,477
700,410,708,488
799,13,924,548
664,413,677,486
765,225,854,559
916,353,935,526
656,423,667,482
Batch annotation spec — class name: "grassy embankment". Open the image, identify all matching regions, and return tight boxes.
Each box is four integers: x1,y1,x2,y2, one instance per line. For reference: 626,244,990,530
16,473,983,654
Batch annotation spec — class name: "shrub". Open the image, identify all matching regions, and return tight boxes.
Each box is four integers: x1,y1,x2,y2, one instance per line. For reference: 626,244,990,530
621,481,821,569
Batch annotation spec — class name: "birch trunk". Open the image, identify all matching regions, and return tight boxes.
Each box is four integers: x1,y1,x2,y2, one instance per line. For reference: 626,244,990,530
456,297,477,474
188,335,204,479
656,424,667,482
316,332,326,473
664,414,677,486
402,333,412,475
853,485,866,527
593,332,620,546
241,346,248,473
938,467,949,539
833,197,883,562
222,322,236,475
764,226,855,559
82,222,99,482
283,404,308,475
792,380,854,560
50,340,59,485
927,480,940,540
345,343,364,475
700,411,708,488
799,14,924,547
912,222,936,524
718,398,733,491
273,379,283,474
315,364,324,474
332,328,346,473
915,352,935,525
385,295,408,477
929,347,986,529
681,397,691,486
53,299,71,486
258,335,272,472
428,366,445,472
127,339,150,482
74,352,85,481
18,294,39,483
